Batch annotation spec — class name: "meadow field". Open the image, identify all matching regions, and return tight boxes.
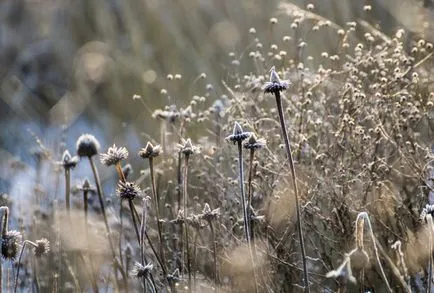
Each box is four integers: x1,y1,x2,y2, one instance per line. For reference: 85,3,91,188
0,0,434,292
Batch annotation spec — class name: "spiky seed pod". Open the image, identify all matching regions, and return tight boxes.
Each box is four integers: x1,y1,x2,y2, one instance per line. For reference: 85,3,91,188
225,122,251,143
200,203,220,222
61,150,79,169
116,181,142,200
130,262,153,279
1,230,22,260
243,133,266,150
76,134,100,157
262,66,290,94
100,144,129,166
138,142,162,159
178,139,199,156
33,238,50,257
78,178,96,193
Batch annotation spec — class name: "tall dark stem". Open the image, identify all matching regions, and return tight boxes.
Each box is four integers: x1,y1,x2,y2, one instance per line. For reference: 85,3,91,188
274,91,309,291
65,169,71,213
87,156,126,290
149,157,166,269
183,155,192,293
237,142,258,293
208,220,219,292
83,189,99,293
0,206,9,293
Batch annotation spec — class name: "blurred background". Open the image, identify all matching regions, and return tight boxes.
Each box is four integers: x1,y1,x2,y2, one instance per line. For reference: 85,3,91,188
0,0,433,195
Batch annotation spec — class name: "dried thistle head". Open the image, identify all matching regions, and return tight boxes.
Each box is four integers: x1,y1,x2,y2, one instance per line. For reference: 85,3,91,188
1,230,22,260
33,238,50,257
76,134,100,157
60,150,79,169
116,181,142,200
100,144,129,166
178,139,199,157
200,203,220,222
138,142,162,159
78,178,96,193
152,105,179,123
226,122,251,143
243,133,266,150
131,262,153,279
262,66,290,94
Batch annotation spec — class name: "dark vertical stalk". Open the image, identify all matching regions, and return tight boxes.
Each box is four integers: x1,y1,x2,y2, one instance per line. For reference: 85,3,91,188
183,155,192,293
149,157,166,269
247,149,255,242
83,188,99,293
87,157,126,291
274,91,309,291
237,142,258,293
65,169,70,213
208,220,219,292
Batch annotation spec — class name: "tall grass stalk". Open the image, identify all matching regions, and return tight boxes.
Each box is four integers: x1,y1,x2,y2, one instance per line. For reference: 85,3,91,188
183,154,192,292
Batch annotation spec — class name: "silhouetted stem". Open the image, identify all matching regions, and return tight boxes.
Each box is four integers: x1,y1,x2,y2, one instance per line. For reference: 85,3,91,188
183,155,192,293
274,91,309,292
87,156,126,290
14,241,38,293
64,169,71,213
208,220,219,292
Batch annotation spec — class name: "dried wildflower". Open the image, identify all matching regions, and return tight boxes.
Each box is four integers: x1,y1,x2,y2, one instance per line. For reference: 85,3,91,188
116,181,142,200
262,67,290,94
60,150,79,169
1,230,22,260
33,238,50,257
152,105,179,123
100,144,129,166
420,204,434,222
78,178,96,193
178,139,199,156
131,262,153,279
243,133,266,150
326,255,356,284
76,134,100,157
186,214,205,230
200,203,220,222
225,122,251,143
138,142,162,159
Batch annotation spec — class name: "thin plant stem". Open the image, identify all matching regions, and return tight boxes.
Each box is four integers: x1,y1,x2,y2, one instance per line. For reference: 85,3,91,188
247,149,255,243
87,156,126,290
274,91,309,291
13,241,38,293
83,189,99,293
128,200,141,245
64,169,71,213
237,142,259,293
0,206,9,293
358,212,392,292
427,215,433,293
183,155,192,293
149,157,166,270
208,220,219,292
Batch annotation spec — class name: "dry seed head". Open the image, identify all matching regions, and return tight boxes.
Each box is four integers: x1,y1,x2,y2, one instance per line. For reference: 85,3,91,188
1,230,22,260
100,144,129,166
33,238,50,257
226,122,251,143
139,142,162,159
131,262,153,279
263,67,290,93
61,150,79,169
116,181,142,200
178,138,199,156
76,134,100,157
243,133,266,150
270,17,278,24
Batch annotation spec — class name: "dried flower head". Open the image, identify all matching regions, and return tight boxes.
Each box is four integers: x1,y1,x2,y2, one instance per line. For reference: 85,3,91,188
76,134,100,157
152,105,179,123
326,255,356,284
60,150,79,169
420,204,434,222
33,238,50,257
225,122,251,143
100,144,129,166
116,181,142,200
243,133,266,150
78,178,96,193
262,66,290,94
200,203,220,222
178,139,199,156
138,142,162,159
1,230,22,260
131,262,153,279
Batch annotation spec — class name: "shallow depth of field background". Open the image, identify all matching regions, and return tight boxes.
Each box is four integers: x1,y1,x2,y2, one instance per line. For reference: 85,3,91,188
0,0,434,292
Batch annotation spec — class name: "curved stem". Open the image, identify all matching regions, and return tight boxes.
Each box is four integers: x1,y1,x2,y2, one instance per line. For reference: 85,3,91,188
274,91,309,291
